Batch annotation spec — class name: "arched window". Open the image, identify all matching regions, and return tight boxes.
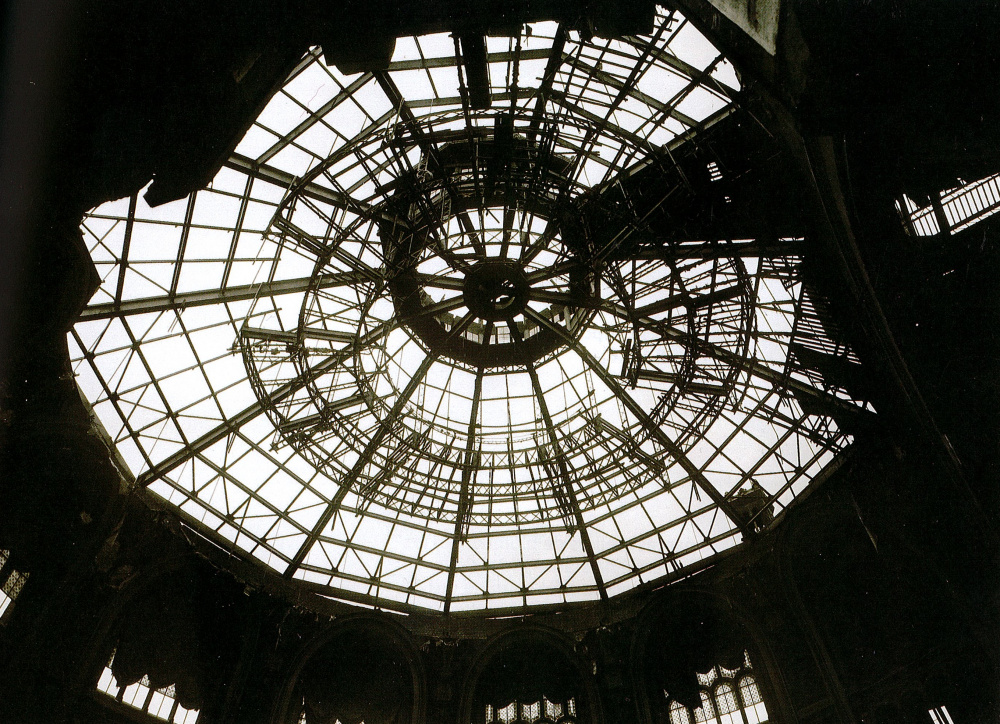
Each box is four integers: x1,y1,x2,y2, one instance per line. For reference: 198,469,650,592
665,652,768,724
0,549,29,621
291,625,414,724
96,651,200,723
469,632,589,724
481,696,577,724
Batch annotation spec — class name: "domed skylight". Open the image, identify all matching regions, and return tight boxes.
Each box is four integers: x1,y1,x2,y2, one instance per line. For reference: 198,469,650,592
70,8,861,612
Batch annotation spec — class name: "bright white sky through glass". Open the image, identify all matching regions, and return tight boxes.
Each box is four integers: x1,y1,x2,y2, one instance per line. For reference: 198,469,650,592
69,8,860,613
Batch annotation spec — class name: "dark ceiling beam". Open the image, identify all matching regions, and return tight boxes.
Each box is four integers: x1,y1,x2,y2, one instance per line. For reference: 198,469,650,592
241,325,356,346
523,305,753,537
528,24,568,141
631,283,743,316
459,34,492,110
399,90,526,111
625,237,806,260
604,301,870,420
114,193,138,305
224,153,392,222
167,192,198,297
577,109,808,253
271,215,383,280
676,0,993,540
444,360,485,613
283,352,438,576
510,322,609,601
134,321,395,488
256,71,373,165
524,287,868,420
388,46,552,73
220,174,254,289
622,33,738,98
572,56,700,128
78,271,368,321
413,271,467,292
281,309,477,578
546,89,651,152
276,394,365,433
375,70,489,257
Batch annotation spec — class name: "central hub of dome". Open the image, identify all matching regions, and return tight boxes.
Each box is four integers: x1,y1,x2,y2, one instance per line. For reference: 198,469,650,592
463,261,530,321
374,138,601,370
384,221,597,369
243,99,761,538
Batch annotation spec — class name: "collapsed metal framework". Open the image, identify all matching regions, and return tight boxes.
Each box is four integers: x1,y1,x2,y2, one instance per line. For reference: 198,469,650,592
70,10,866,613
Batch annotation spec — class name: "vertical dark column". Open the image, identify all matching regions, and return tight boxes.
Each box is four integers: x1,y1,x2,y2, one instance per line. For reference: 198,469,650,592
460,35,492,111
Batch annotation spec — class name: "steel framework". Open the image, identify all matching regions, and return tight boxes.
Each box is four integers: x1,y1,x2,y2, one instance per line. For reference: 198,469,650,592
70,9,865,613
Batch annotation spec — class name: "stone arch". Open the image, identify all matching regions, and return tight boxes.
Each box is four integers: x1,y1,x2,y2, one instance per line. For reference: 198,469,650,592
780,491,988,723
458,625,601,724
271,613,426,724
81,550,247,714
630,587,794,724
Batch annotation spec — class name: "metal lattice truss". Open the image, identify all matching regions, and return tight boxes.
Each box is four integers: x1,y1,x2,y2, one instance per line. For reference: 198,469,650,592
70,10,866,613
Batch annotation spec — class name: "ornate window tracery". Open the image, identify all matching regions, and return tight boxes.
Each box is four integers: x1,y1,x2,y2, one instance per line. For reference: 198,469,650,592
665,652,767,724
483,696,577,724
0,549,29,621
96,652,201,723
897,172,1000,236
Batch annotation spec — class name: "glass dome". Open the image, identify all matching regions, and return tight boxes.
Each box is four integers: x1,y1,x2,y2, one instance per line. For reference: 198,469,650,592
70,8,860,612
